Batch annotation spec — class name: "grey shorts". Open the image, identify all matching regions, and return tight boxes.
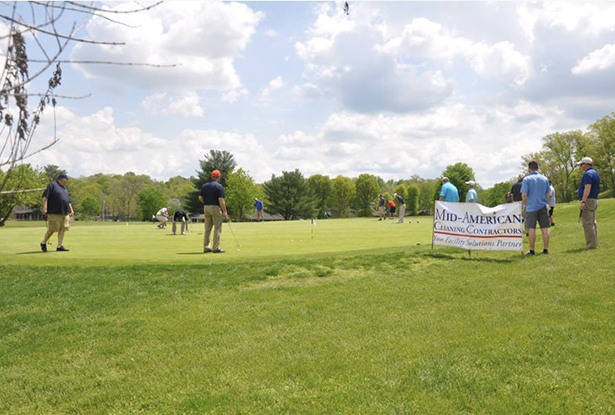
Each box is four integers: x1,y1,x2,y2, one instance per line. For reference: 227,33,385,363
526,207,550,229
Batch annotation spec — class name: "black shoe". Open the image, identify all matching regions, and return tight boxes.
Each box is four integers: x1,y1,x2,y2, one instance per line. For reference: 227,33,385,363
551,223,555,227
212,249,226,254
204,248,212,253
540,249,549,255
56,246,70,252
525,250,535,256
40,242,47,252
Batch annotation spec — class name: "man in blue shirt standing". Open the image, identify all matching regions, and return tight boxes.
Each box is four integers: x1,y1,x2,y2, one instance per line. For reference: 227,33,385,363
40,172,74,252
465,180,478,203
521,161,551,256
577,157,600,249
254,198,264,222
199,169,228,253
439,177,459,202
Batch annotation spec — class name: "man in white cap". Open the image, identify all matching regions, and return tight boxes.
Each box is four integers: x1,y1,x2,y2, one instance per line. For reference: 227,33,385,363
577,157,600,249
465,181,478,203
393,192,405,223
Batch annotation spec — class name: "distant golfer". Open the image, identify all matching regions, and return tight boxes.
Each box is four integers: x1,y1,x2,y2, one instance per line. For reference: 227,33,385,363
388,199,396,219
521,160,551,256
378,194,386,220
254,198,264,222
465,181,478,203
508,174,524,203
547,180,556,226
172,208,189,235
199,169,228,253
439,177,459,202
156,207,170,229
394,193,405,223
40,172,74,252
577,157,600,249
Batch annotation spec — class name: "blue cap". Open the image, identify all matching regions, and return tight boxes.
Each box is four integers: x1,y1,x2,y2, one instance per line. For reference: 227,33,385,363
58,172,68,180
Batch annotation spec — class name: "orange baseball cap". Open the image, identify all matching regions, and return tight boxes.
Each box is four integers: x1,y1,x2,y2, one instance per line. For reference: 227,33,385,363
211,169,221,178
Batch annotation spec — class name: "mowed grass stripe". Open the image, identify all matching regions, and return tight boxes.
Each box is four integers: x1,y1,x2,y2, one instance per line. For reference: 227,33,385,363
1,200,614,413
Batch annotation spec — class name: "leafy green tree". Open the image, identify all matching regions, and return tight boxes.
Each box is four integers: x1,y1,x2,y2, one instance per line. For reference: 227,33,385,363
42,165,63,183
483,181,511,207
166,176,196,204
226,168,257,221
407,184,419,215
0,164,46,225
307,174,332,219
418,179,437,214
436,163,475,202
262,169,315,220
195,150,236,189
355,174,379,217
331,175,355,218
137,186,167,221
80,195,101,219
109,172,151,220
187,150,237,213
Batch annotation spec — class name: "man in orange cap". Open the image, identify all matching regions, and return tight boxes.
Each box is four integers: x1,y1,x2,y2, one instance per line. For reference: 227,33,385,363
198,169,228,253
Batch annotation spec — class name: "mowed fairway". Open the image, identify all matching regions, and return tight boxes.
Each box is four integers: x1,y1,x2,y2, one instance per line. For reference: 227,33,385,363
0,217,433,266
1,202,615,414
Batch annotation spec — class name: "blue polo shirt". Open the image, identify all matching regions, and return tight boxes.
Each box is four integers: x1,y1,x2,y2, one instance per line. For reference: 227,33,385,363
200,181,225,206
521,171,550,212
466,188,478,203
440,182,459,202
578,168,600,199
396,195,405,204
254,200,263,211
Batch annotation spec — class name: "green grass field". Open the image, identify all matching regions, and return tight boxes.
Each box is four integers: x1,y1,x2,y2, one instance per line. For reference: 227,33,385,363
1,201,614,414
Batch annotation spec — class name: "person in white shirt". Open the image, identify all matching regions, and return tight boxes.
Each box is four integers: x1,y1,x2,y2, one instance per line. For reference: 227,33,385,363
156,207,170,229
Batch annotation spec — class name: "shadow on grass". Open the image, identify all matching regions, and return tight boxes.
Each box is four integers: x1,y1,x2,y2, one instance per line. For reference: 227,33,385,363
565,248,588,254
422,252,514,264
176,252,205,255
16,251,50,255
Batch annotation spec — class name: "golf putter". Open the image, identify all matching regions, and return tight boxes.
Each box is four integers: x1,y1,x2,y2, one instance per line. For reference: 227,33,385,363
226,219,241,251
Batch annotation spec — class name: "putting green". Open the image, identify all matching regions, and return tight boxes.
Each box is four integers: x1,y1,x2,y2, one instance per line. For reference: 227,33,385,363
0,217,435,266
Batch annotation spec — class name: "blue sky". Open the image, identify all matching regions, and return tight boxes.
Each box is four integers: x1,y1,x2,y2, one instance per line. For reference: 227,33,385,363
19,1,615,186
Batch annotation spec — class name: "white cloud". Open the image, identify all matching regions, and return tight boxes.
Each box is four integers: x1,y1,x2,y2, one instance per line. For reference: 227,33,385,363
222,88,250,104
264,29,278,37
383,18,531,87
141,92,204,118
572,44,615,75
71,1,263,92
261,76,284,97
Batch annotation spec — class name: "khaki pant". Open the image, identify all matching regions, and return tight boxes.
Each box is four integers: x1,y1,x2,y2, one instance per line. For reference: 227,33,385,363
397,204,405,223
581,198,598,249
204,205,223,251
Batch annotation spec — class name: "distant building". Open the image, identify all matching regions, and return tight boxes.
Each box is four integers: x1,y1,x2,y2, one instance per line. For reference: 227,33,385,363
13,206,45,221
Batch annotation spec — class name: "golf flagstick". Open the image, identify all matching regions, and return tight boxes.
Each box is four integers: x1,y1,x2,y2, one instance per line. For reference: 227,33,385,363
311,218,315,242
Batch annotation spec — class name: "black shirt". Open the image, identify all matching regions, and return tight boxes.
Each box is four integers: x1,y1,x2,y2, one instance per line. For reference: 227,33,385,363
511,180,523,202
199,181,225,206
173,209,188,221
43,181,71,214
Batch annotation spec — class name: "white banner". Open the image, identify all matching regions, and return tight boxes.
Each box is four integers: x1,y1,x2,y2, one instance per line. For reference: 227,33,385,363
433,201,523,251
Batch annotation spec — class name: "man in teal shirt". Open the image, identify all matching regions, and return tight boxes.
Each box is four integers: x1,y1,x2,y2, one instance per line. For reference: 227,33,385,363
439,177,459,202
521,160,551,256
465,180,478,203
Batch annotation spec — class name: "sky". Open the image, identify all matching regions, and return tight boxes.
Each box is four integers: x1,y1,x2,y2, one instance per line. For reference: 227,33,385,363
16,1,615,187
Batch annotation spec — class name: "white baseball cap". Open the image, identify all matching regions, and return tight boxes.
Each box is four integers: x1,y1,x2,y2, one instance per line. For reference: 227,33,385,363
576,157,593,165
465,180,475,186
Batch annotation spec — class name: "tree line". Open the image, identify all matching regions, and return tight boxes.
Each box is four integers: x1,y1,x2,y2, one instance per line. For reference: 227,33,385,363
2,110,614,224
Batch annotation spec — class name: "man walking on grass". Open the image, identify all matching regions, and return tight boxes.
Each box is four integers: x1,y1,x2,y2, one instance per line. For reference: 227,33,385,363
199,169,228,253
40,172,74,252
577,157,600,249
521,161,551,256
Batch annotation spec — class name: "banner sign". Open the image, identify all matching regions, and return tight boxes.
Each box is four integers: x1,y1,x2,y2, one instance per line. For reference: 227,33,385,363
433,201,523,251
